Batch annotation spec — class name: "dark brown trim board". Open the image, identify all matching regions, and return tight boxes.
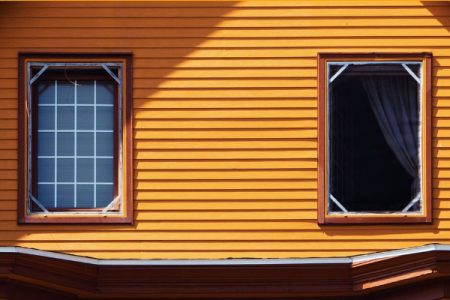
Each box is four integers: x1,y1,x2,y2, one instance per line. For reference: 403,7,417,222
317,52,433,225
0,245,450,299
17,53,133,224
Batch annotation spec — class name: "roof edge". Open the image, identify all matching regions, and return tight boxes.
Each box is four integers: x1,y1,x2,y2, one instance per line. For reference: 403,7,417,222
0,243,446,266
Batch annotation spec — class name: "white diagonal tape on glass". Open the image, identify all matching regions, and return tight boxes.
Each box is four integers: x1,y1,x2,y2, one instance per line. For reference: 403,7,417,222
329,193,349,213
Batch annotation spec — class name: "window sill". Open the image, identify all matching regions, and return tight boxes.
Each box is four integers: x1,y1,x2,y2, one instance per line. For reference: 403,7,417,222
19,213,132,224
319,214,432,225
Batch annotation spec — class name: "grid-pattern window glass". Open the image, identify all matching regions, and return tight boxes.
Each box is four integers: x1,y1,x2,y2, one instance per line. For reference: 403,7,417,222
36,80,115,209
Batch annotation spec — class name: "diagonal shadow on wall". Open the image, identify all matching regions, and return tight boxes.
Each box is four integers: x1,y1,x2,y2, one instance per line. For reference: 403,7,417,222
0,1,241,258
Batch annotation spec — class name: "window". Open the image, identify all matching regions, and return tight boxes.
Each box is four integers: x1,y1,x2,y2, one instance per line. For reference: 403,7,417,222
318,53,432,224
18,53,133,223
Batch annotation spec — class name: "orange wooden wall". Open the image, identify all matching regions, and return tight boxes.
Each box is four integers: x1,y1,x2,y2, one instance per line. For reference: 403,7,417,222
0,0,450,259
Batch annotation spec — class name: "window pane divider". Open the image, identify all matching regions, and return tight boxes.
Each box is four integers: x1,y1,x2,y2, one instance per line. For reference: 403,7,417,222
38,156,113,159
38,130,113,133
54,80,58,208
39,182,113,185
38,104,113,107
74,80,77,208
94,80,97,208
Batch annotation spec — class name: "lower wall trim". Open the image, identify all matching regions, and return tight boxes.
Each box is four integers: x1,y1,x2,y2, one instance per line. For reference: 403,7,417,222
0,244,449,299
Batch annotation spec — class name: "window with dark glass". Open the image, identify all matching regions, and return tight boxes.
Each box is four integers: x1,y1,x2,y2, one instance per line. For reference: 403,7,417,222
318,54,432,224
18,54,133,223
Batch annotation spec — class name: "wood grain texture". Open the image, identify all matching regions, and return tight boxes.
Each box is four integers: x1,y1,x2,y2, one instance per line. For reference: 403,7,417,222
1,0,449,258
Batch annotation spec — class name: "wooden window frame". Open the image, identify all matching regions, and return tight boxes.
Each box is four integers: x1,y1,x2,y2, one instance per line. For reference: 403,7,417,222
317,53,432,225
18,53,133,224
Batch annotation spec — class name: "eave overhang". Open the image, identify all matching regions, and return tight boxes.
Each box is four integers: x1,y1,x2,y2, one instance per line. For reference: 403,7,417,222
0,244,450,299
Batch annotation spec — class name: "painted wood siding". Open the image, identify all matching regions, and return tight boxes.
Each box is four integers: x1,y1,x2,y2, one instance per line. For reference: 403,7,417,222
0,0,449,259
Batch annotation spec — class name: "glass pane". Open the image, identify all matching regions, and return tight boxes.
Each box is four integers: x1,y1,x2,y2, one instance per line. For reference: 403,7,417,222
57,158,74,182
97,158,113,183
37,132,54,156
96,106,114,130
329,64,346,80
38,82,55,104
57,132,74,156
339,63,408,79
57,107,74,130
77,158,94,182
97,81,114,105
37,184,54,209
77,106,94,130
328,62,421,213
38,106,55,130
77,184,94,208
96,184,114,208
77,81,94,104
97,132,114,156
33,76,119,212
57,184,74,208
38,158,54,182
57,81,75,104
77,133,94,156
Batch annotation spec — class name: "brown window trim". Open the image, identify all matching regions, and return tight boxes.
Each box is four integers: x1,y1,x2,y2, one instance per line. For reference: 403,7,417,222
317,53,432,225
18,53,133,224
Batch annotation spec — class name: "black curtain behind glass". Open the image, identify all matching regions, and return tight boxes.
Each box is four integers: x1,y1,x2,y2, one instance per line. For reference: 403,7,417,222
329,65,420,212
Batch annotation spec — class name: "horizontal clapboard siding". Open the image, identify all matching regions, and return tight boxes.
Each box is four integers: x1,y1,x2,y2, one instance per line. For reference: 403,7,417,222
0,0,449,259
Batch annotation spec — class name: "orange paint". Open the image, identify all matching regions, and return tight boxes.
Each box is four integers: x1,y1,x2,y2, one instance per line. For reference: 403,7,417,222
0,0,448,259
